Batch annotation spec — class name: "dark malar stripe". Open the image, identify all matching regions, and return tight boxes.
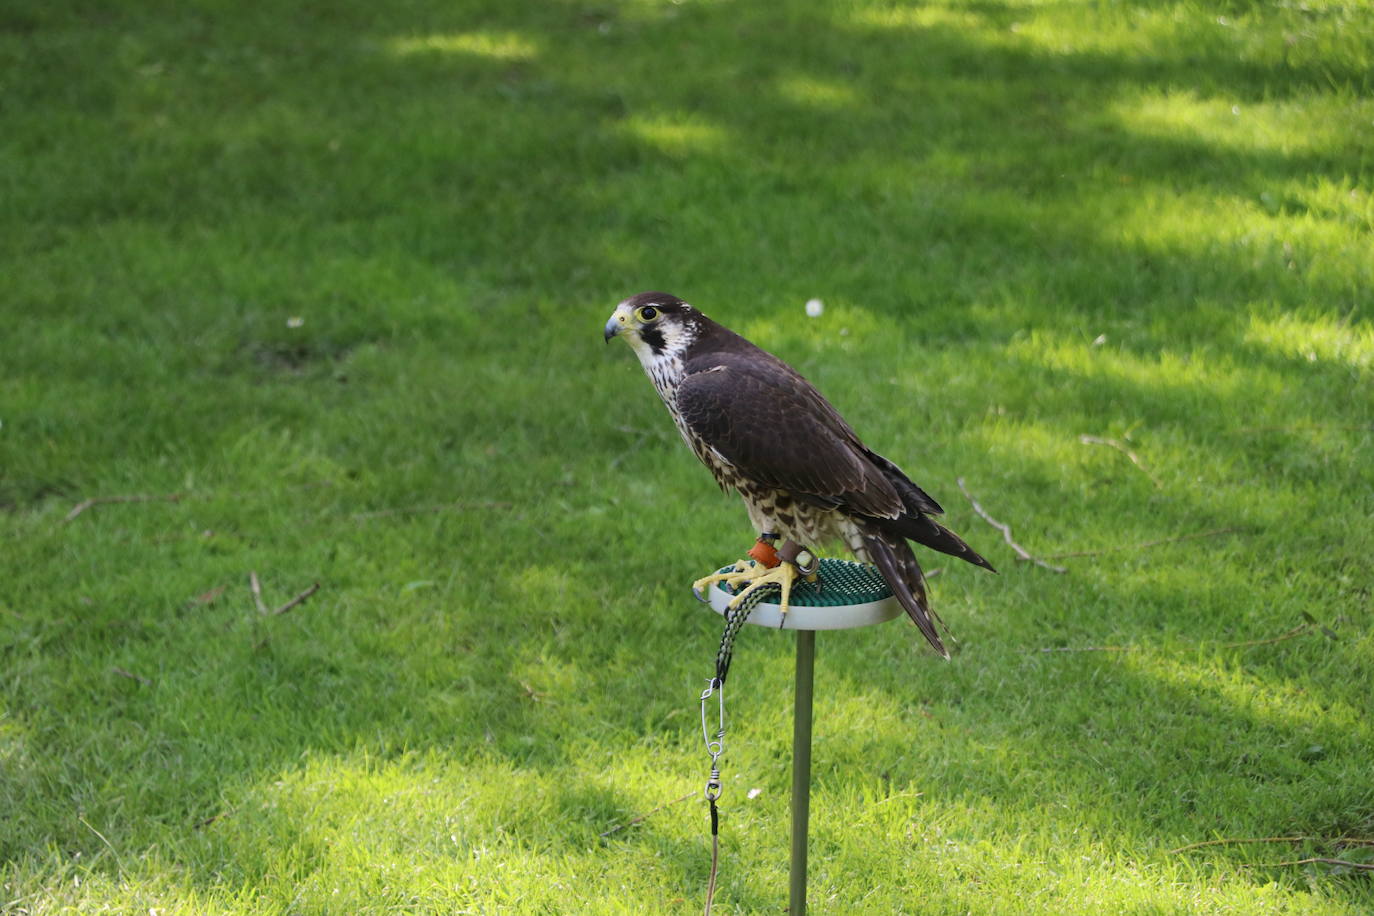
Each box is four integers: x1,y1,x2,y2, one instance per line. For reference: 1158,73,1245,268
640,326,666,354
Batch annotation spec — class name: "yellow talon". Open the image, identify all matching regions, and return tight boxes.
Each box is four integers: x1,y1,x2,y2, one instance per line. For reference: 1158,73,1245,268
691,560,753,599
693,558,801,622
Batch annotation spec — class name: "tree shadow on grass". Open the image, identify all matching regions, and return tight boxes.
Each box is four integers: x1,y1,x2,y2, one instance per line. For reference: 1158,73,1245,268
3,448,1368,907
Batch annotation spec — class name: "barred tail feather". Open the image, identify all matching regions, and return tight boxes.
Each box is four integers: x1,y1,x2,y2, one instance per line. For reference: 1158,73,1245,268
884,514,997,572
861,528,949,658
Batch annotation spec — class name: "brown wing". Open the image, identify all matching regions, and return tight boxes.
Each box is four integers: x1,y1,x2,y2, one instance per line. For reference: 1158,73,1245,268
673,358,903,519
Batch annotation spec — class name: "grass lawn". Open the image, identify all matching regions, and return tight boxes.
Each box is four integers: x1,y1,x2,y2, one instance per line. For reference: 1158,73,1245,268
3,0,1373,911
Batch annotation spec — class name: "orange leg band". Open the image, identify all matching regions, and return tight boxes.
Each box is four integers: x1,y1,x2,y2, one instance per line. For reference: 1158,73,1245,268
747,538,781,568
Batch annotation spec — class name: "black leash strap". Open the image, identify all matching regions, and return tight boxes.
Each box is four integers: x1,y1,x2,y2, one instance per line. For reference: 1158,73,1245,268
705,794,720,916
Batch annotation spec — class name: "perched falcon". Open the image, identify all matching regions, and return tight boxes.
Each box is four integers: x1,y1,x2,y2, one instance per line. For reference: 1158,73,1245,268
604,291,994,657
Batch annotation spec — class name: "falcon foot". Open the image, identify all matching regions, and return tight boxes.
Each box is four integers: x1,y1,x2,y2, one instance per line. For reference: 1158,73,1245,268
692,540,820,623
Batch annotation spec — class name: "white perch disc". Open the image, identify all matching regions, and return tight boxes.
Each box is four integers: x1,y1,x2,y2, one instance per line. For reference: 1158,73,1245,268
701,558,902,631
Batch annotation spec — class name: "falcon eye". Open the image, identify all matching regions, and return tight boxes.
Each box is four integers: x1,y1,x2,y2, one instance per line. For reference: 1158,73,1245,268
636,306,658,322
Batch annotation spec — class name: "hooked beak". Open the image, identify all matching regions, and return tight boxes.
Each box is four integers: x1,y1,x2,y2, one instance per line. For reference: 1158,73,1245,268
604,306,632,343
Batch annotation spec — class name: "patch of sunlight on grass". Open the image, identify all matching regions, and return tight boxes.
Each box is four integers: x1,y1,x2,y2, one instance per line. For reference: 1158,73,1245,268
1245,312,1374,370
1005,6,1203,58
1006,330,1283,400
1135,654,1361,738
1095,185,1372,294
508,564,586,609
387,31,541,61
511,653,581,702
207,754,576,905
1112,90,1374,156
775,74,861,110
1289,179,1374,234
853,4,996,34
182,748,700,911
620,114,729,155
968,417,1089,480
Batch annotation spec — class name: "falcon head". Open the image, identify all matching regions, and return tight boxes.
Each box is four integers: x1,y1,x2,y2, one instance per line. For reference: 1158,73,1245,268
604,291,700,361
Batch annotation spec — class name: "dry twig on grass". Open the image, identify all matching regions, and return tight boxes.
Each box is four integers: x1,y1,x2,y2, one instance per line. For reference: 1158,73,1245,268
1235,423,1374,434
1245,857,1374,872
194,810,234,830
63,492,183,523
1078,435,1162,488
599,790,697,839
270,582,320,616
352,500,511,520
1038,613,1333,654
1217,620,1319,649
249,573,321,616
189,585,227,606
1171,833,1374,872
1042,526,1243,560
955,478,1066,573
1168,836,1374,855
249,572,269,614
111,666,152,686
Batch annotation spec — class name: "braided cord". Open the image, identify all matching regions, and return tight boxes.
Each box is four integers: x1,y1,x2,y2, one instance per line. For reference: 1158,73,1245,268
702,578,778,916
713,579,778,683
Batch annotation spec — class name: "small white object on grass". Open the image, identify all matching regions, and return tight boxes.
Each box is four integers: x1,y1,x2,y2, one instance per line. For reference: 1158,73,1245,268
805,298,824,317
287,316,304,328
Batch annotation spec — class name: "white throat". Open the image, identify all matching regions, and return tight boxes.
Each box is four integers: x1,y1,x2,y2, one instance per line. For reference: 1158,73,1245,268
630,322,696,400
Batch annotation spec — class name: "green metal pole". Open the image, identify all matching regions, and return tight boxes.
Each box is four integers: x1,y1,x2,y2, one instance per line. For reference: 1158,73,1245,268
789,628,815,916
